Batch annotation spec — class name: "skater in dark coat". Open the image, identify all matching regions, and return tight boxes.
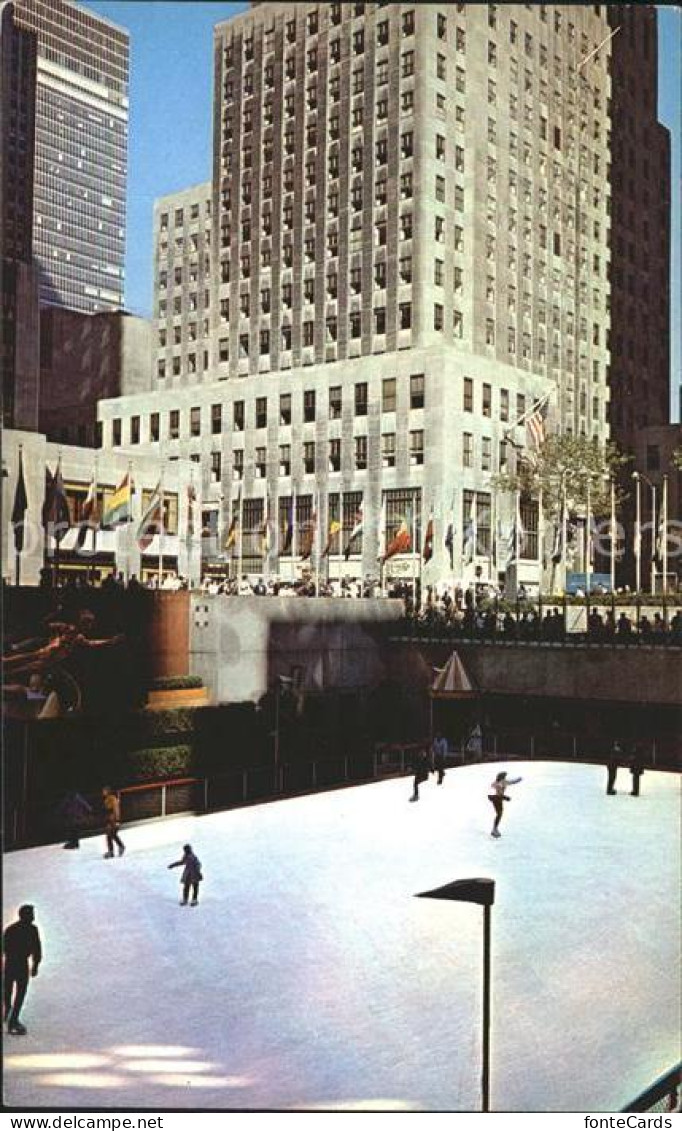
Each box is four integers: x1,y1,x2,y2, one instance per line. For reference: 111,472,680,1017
3,905,42,1035
488,771,522,838
168,844,203,905
431,732,448,785
409,748,432,802
630,747,644,796
606,743,622,795
58,791,92,849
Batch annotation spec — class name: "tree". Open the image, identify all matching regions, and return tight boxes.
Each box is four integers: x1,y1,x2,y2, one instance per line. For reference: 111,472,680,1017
492,434,629,518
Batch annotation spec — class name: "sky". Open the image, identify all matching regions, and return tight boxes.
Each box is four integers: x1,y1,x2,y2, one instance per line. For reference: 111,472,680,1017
90,1,681,419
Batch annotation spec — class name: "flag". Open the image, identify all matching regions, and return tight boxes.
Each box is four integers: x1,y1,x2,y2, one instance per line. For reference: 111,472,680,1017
42,460,71,542
444,512,454,570
322,518,342,558
422,512,434,563
654,514,665,567
587,514,598,568
11,450,28,554
383,513,411,562
463,496,477,565
299,502,317,561
551,519,563,565
102,471,132,527
526,396,549,454
344,501,363,559
261,498,272,557
282,497,294,554
137,482,164,551
186,483,196,539
377,500,386,562
225,483,242,553
76,477,99,551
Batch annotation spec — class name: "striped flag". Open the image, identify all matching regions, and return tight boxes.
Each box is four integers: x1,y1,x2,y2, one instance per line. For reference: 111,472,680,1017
422,511,434,563
102,472,132,527
343,501,363,559
383,511,411,562
322,518,342,558
76,476,99,550
526,396,549,454
137,482,163,551
11,450,28,554
299,501,317,561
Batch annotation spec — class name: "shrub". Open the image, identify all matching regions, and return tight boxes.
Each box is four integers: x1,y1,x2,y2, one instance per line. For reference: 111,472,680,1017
127,745,193,782
149,675,204,691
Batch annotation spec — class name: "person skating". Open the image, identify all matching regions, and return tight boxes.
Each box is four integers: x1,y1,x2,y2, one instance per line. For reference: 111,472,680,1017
102,786,125,858
606,743,622,795
488,771,522,837
431,732,448,785
3,905,42,1035
409,748,432,802
630,746,644,796
168,844,203,905
58,791,93,849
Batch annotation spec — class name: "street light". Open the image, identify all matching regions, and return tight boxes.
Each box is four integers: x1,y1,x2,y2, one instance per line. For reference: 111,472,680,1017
632,471,657,594
416,877,496,1112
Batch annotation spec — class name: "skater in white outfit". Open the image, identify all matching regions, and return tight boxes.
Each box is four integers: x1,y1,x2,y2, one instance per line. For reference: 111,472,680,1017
488,771,522,837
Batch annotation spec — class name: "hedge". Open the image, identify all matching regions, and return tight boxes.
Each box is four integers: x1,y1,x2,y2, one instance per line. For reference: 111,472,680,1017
149,675,204,691
127,745,193,782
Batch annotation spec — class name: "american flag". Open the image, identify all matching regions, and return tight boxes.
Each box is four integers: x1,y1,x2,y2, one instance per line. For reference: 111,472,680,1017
526,397,549,453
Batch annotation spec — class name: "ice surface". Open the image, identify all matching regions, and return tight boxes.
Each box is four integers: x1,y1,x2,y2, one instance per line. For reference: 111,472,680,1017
3,762,680,1112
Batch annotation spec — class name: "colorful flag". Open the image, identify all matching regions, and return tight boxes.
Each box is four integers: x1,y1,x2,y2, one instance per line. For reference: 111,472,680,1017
526,396,549,454
299,502,317,561
282,497,294,554
322,518,342,558
261,498,272,557
344,501,363,559
11,450,28,554
76,476,99,551
225,483,242,553
463,496,477,565
137,482,163,551
42,460,71,542
102,471,132,527
444,512,454,570
422,511,434,563
384,513,411,562
186,483,196,539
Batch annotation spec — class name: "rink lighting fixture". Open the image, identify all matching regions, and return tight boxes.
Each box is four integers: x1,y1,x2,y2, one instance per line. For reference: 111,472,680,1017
416,877,495,1113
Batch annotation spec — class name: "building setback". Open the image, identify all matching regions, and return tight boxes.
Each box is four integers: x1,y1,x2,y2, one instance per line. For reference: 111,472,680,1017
13,0,129,313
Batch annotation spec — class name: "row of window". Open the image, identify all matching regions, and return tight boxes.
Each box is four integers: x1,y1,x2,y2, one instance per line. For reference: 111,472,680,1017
159,201,211,230
113,377,427,445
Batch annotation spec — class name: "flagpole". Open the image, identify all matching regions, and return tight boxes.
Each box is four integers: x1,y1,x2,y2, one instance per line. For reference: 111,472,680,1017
126,460,133,585
633,472,641,595
538,486,544,596
561,475,568,594
15,446,23,587
514,489,520,585
91,457,98,586
414,491,420,612
615,475,619,592
337,493,343,592
585,479,592,596
314,489,321,597
238,479,244,587
158,463,165,589
662,474,668,596
490,486,496,584
292,489,297,582
650,481,656,595
262,494,269,580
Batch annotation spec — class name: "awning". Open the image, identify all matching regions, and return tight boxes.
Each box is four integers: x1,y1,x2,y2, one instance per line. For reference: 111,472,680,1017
430,650,477,699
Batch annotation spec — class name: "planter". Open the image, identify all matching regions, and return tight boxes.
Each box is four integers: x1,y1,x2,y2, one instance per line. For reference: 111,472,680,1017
146,687,209,710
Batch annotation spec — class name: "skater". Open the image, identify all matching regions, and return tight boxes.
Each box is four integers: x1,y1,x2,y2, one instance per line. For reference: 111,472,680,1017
102,786,125,858
3,905,42,1036
168,844,203,905
409,748,432,802
58,791,92,849
431,732,448,785
606,742,622,795
630,746,644,796
488,770,522,837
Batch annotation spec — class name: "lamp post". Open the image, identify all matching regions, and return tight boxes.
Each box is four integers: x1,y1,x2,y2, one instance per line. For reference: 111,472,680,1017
634,471,657,594
416,877,496,1112
632,472,642,594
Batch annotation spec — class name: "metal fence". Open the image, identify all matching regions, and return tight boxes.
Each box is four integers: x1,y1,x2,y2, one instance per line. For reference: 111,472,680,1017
622,1063,681,1113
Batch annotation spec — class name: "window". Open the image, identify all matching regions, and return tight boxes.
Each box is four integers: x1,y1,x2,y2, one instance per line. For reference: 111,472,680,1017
280,394,292,426
434,258,444,286
463,432,473,468
374,307,386,335
482,384,492,417
456,27,466,52
129,416,140,445
435,217,445,244
399,302,412,330
382,433,396,468
169,410,180,441
436,134,446,161
355,436,368,470
403,9,415,35
437,53,447,81
279,445,291,476
329,386,342,419
303,442,316,475
303,321,315,347
481,437,492,472
150,413,160,442
410,431,424,466
211,404,222,435
303,390,316,423
437,11,447,39
329,439,341,473
400,256,412,283
260,329,270,356
500,389,509,422
463,377,473,412
355,383,368,416
402,50,415,77
436,175,445,203
350,266,362,295
516,393,526,420
375,261,387,290
434,304,444,331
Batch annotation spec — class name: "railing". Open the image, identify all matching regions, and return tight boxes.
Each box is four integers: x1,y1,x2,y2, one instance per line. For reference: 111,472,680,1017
622,1063,681,1113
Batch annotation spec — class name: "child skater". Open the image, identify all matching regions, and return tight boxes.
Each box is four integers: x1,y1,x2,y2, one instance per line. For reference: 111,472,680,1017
168,844,203,906
488,770,522,838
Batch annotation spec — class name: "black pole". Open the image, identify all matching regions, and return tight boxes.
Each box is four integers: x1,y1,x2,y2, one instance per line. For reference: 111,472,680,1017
482,903,492,1112
15,550,21,587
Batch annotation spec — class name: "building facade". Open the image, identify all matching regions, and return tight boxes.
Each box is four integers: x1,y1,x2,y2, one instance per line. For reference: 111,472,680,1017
607,3,670,447
13,0,129,312
96,3,667,591
1,0,40,430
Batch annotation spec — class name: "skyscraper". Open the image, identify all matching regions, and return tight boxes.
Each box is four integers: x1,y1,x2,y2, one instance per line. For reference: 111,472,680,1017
13,0,129,313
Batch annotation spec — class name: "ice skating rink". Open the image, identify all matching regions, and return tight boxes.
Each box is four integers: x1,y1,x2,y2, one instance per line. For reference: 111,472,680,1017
3,761,680,1113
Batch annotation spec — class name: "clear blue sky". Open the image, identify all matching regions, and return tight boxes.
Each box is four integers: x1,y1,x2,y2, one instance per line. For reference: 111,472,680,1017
90,1,680,419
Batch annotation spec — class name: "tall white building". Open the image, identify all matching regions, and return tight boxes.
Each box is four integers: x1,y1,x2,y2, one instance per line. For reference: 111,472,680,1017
100,3,617,587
